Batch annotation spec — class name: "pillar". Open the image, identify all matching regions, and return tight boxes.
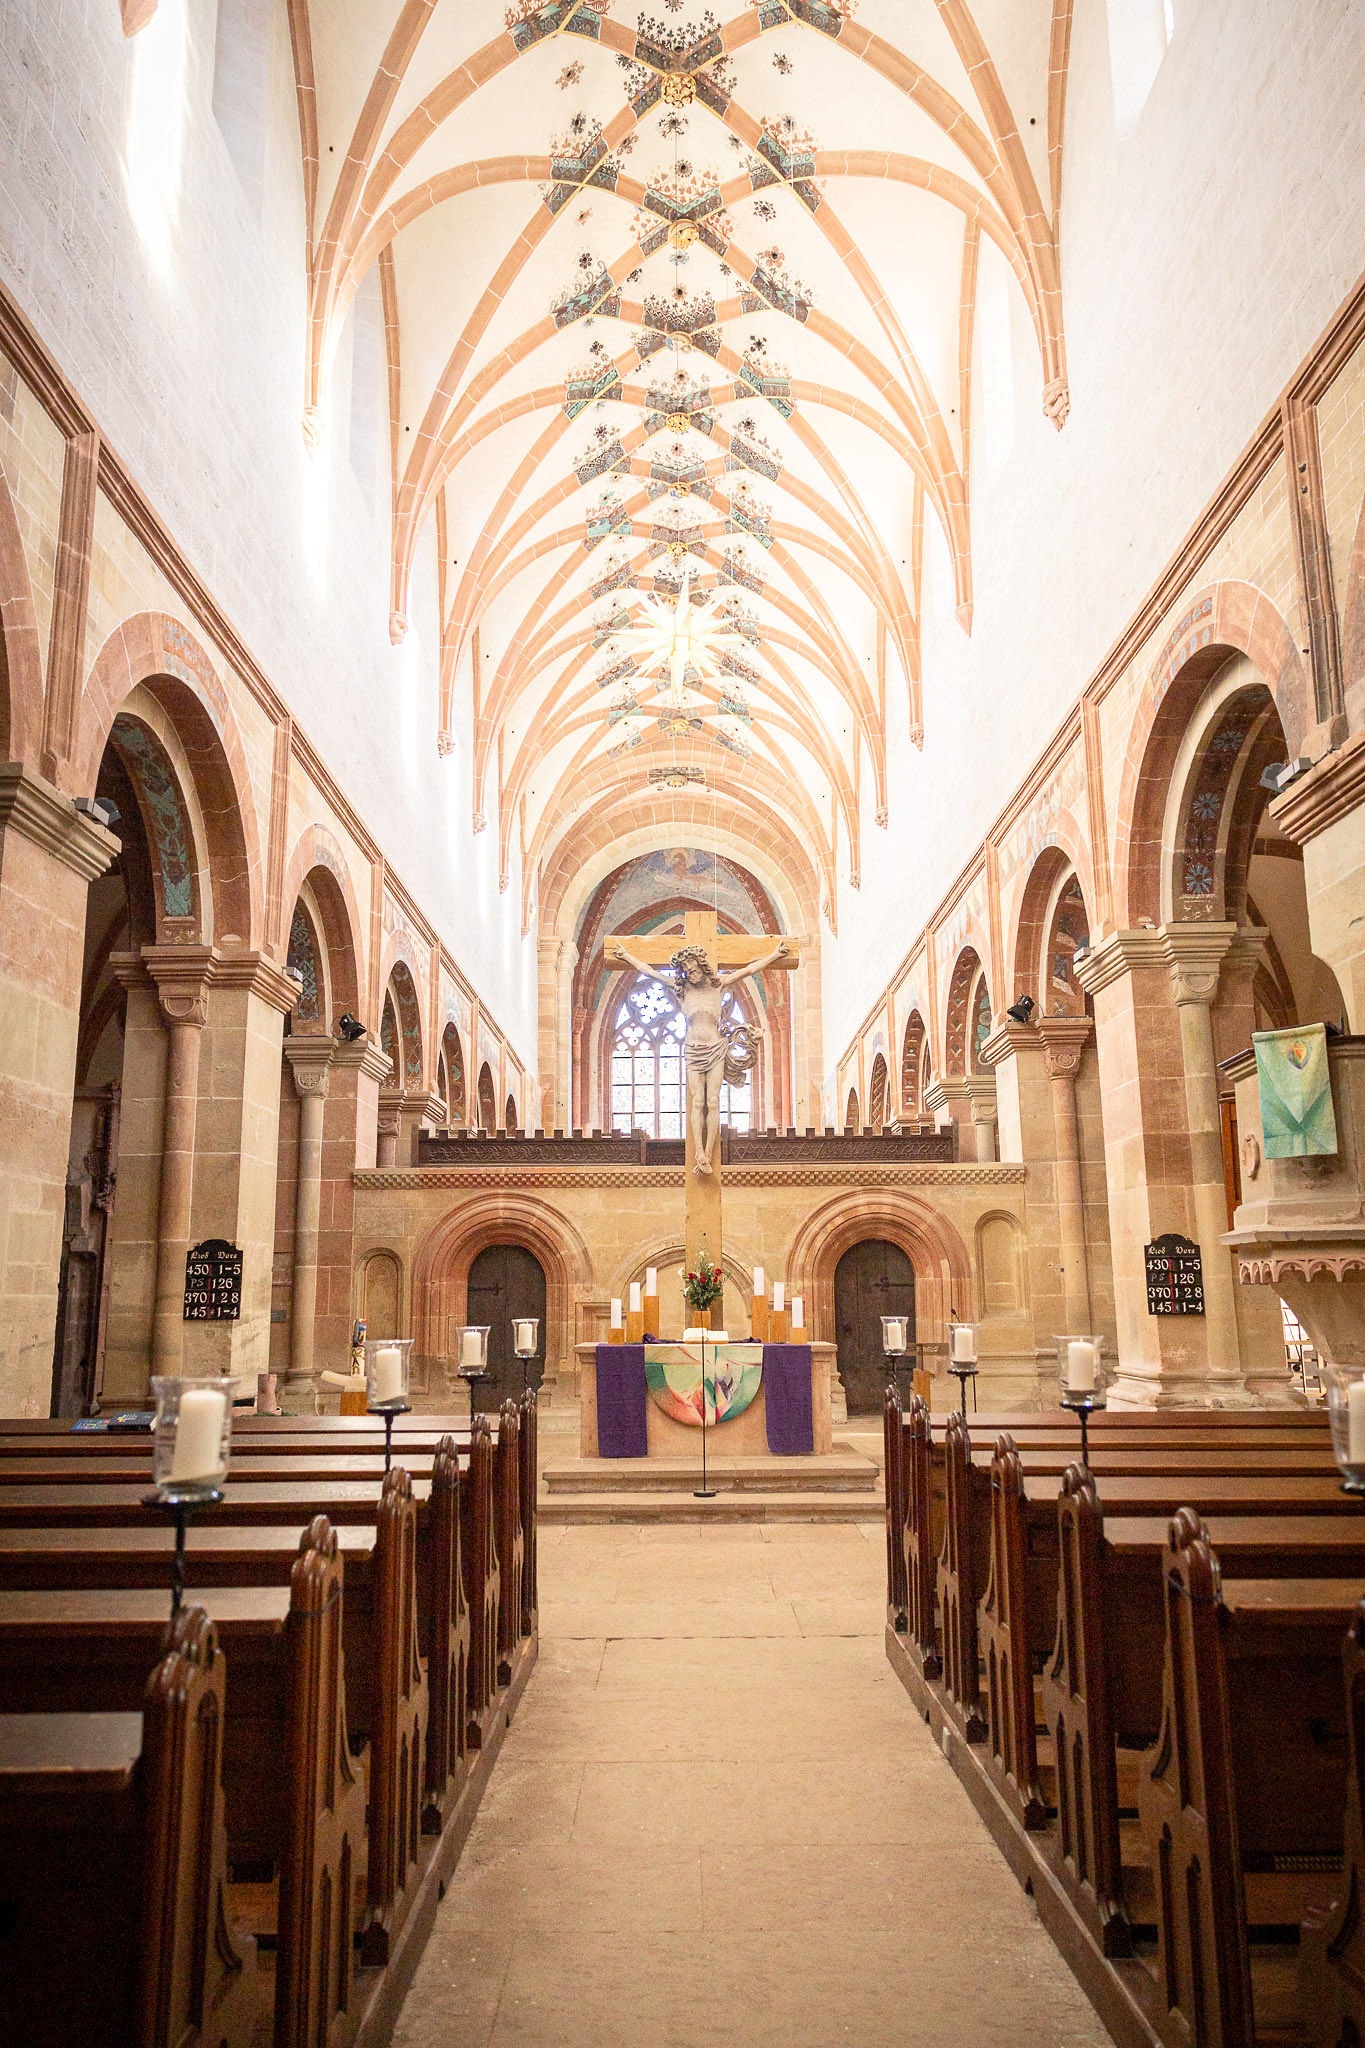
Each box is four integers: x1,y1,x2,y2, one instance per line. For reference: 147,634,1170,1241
376,1091,401,1167
1075,927,1248,1404
965,1072,998,1162
281,1038,333,1412
925,1076,977,1159
143,949,212,1378
318,1036,389,1370
1038,1018,1095,1332
0,767,116,1414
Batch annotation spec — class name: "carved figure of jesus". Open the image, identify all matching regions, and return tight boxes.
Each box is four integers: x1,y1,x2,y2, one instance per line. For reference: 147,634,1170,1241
608,938,790,1174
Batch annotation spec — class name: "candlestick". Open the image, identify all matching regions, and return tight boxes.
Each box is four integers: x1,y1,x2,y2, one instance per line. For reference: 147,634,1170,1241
1326,1366,1365,1494
170,1385,228,1486
146,1376,233,1617
1054,1334,1107,1463
950,1324,978,1365
460,1328,482,1369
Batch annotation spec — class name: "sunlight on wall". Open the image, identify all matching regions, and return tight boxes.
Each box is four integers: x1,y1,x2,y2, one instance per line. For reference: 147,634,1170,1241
1106,0,1175,143
300,415,333,583
124,0,188,275
976,243,1016,483
400,620,422,782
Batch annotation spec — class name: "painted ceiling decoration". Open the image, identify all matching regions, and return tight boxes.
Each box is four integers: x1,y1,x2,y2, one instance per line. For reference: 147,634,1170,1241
291,0,1071,931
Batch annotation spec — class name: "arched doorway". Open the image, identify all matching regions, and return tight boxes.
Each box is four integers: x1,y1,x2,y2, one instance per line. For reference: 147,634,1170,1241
466,1244,547,1408
834,1238,915,1415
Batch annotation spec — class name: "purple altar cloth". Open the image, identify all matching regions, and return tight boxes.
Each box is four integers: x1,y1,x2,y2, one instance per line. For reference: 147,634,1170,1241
763,1344,814,1455
595,1344,648,1458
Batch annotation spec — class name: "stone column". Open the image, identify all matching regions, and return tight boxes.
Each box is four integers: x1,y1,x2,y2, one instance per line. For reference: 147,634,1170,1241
1038,1018,1095,1333
965,1073,998,1162
143,948,213,1378
317,1037,390,1373
376,1091,401,1168
1161,925,1244,1387
0,767,116,1414
1075,926,1248,1404
281,1038,334,1413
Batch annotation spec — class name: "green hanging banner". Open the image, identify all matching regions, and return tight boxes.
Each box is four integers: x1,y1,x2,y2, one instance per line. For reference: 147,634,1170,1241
1252,1023,1339,1159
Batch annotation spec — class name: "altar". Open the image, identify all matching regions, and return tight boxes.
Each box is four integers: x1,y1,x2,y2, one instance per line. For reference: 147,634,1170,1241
577,1341,835,1459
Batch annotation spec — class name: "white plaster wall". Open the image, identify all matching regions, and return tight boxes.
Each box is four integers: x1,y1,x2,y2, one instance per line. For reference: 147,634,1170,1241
826,0,1365,1062
0,0,537,1056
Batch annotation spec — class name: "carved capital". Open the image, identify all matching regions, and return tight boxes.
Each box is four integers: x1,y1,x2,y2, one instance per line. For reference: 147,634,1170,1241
1160,921,1237,1007
1037,1015,1094,1081
284,1038,335,1100
978,1022,1040,1068
142,943,215,1030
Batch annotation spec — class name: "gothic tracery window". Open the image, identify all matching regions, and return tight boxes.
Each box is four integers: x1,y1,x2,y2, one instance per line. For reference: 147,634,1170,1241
609,976,753,1137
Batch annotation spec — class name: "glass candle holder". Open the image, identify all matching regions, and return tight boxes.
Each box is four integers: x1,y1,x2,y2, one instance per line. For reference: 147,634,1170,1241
948,1322,979,1368
150,1376,234,1502
1325,1364,1365,1494
364,1336,413,1410
881,1314,910,1357
1055,1334,1108,1407
512,1316,540,1358
456,1324,490,1377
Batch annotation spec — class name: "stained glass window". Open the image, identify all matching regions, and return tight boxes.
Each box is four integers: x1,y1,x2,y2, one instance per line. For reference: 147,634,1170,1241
609,975,753,1137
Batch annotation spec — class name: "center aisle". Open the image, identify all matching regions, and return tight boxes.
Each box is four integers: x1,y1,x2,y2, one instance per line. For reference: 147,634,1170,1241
394,1523,1110,2048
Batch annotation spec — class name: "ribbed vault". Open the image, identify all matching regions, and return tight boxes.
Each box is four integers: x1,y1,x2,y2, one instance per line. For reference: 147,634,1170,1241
290,0,1071,927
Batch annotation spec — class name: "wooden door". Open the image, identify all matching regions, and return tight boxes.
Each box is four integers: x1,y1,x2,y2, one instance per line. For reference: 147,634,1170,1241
834,1238,914,1415
466,1244,547,1410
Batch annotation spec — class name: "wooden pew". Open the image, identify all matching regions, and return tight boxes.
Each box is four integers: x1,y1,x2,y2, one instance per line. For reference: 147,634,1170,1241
359,1467,428,1968
1299,1592,1365,2048
464,1414,500,1750
936,1411,987,1740
495,1401,523,1688
884,1385,908,1631
1137,1514,1359,2048
519,1387,538,1635
0,1603,257,2048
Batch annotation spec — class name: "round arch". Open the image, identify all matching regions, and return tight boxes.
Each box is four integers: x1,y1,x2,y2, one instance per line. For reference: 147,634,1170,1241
867,1052,888,1132
383,959,424,1088
900,1009,928,1120
787,1190,975,1356
1010,844,1094,1013
410,1193,593,1385
78,612,264,945
476,1061,497,1131
944,946,989,1076
1114,585,1313,927
279,827,366,1024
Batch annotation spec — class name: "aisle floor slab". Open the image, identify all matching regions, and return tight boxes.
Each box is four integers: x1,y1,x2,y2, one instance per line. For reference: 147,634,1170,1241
394,1524,1113,2048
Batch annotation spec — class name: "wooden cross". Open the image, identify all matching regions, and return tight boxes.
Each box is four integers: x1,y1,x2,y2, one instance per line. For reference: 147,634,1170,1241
607,910,800,1287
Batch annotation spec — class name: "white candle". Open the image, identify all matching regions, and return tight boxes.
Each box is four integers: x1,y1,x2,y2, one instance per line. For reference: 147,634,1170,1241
610,1298,623,1330
645,1268,658,1297
170,1386,226,1484
753,1266,765,1297
952,1325,978,1364
371,1344,404,1403
885,1318,906,1353
629,1282,642,1315
1348,1382,1365,1464
460,1328,482,1370
514,1319,536,1353
772,1282,785,1313
791,1296,804,1330
1066,1338,1098,1392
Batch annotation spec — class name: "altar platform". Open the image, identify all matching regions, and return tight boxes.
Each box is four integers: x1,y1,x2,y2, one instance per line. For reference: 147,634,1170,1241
539,1443,880,1524
574,1339,838,1460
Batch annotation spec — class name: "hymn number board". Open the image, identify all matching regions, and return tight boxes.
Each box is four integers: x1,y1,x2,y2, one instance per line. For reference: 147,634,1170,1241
184,1239,244,1321
1144,1232,1205,1316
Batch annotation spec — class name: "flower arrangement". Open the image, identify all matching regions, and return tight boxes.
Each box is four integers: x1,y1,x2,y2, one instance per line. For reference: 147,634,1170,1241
682,1245,723,1313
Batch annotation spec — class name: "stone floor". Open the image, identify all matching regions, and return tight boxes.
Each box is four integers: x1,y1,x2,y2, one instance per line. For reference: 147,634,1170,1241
393,1523,1112,2048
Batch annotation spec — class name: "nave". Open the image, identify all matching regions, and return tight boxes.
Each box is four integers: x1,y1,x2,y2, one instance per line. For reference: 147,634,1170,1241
395,1523,1107,2048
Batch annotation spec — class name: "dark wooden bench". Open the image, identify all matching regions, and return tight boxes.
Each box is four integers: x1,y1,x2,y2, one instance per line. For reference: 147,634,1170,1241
0,1603,257,2048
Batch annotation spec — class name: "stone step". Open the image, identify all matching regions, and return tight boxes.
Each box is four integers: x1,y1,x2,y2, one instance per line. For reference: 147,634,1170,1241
541,1444,878,1496
539,1490,884,1525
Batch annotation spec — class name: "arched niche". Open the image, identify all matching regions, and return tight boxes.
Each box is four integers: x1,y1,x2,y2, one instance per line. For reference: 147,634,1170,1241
900,1010,927,1121
944,947,989,1076
440,1022,466,1126
975,1211,1026,1317
477,1062,497,1132
844,1086,860,1132
357,1247,403,1340
505,1091,519,1133
382,960,424,1088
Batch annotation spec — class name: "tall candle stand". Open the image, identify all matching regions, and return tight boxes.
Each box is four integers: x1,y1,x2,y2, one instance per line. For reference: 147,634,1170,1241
512,1316,540,1397
144,1376,234,1619
456,1324,491,1423
881,1314,909,1407
694,1337,717,1501
365,1338,413,1472
1325,1364,1365,1495
1055,1334,1108,1468
947,1320,980,1420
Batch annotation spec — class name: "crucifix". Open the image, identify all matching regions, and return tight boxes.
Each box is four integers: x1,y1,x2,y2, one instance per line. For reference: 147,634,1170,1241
607,910,800,1279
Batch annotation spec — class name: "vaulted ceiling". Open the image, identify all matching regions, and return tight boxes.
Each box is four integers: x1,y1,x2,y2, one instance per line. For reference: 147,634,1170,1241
291,0,1072,932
